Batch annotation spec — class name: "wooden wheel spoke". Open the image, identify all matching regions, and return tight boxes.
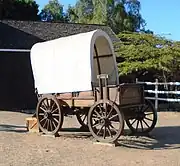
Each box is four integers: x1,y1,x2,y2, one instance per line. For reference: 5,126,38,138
42,119,48,128
92,121,101,128
130,119,136,126
145,112,153,116
40,117,46,123
52,117,59,124
142,105,150,112
52,119,57,129
82,114,87,122
40,106,46,112
97,105,104,116
50,102,56,111
94,110,102,118
47,119,50,131
136,120,139,130
52,114,60,117
45,99,50,109
51,107,58,114
142,119,150,128
140,120,144,132
109,124,117,133
103,126,106,139
92,116,100,121
48,99,52,109
42,101,48,109
144,117,153,122
96,124,104,136
109,114,118,121
49,120,53,131
107,104,115,118
107,126,112,137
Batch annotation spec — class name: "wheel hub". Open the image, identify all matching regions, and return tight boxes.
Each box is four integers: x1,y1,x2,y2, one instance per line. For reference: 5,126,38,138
44,111,52,119
100,117,111,126
136,112,145,120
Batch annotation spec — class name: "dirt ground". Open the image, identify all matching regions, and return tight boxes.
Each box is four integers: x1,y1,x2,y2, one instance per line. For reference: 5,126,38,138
0,111,180,166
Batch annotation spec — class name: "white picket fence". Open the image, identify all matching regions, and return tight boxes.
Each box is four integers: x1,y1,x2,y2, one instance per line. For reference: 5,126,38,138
136,78,180,111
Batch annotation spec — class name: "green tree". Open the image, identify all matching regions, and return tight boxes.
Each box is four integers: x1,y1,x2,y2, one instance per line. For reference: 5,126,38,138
67,0,93,23
0,0,39,20
114,32,180,82
40,0,68,22
67,0,145,33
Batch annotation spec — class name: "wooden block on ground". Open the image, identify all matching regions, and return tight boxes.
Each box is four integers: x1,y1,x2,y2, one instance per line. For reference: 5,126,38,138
93,141,119,147
41,133,59,138
26,117,39,133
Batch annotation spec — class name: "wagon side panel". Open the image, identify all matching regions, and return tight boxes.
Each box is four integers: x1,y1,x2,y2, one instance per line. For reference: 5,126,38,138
119,84,145,107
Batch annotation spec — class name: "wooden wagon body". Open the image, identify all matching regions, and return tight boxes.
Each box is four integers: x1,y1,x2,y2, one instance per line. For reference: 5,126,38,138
30,30,157,143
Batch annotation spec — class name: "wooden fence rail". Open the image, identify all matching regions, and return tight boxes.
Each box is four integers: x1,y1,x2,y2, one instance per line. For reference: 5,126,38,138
136,78,180,111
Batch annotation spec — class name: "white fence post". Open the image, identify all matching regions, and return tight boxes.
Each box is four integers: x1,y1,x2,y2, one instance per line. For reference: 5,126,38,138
136,78,138,83
155,79,158,112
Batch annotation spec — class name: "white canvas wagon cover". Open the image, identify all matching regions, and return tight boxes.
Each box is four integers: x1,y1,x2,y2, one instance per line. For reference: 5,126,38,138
30,29,119,94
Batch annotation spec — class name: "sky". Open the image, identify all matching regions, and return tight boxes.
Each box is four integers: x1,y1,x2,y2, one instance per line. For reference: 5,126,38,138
36,0,180,41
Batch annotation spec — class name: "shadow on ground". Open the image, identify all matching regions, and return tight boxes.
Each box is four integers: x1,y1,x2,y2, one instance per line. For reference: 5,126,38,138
0,124,27,133
41,126,180,150
0,109,35,115
58,126,180,150
0,124,179,151
118,126,180,150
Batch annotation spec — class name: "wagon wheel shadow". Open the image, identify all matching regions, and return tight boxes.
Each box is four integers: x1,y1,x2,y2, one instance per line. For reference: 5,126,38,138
58,127,92,139
0,124,27,133
116,126,180,150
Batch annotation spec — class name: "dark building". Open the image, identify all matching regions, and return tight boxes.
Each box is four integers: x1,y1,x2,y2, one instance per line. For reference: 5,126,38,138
0,20,119,110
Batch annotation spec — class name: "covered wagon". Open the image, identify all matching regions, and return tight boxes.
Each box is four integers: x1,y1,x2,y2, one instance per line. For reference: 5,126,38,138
30,29,157,143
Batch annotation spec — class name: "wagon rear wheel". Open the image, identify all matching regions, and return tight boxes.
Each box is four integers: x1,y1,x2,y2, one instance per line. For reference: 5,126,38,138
126,99,157,134
36,95,64,135
76,110,88,129
88,100,124,143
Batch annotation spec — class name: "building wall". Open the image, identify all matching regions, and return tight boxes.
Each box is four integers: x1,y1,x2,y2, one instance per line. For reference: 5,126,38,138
0,51,37,110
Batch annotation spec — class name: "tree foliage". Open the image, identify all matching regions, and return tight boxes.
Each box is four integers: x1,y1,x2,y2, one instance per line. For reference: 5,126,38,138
0,0,39,20
67,0,145,33
115,32,180,81
40,0,68,22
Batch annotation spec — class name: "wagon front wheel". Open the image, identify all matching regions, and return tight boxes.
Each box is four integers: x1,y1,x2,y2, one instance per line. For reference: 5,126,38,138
88,100,124,143
126,99,157,134
36,95,64,135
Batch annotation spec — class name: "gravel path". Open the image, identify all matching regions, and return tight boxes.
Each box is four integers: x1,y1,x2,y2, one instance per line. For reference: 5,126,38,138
0,111,180,166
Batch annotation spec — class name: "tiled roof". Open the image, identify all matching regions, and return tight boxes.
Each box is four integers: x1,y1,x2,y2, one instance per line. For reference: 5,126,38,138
0,20,119,49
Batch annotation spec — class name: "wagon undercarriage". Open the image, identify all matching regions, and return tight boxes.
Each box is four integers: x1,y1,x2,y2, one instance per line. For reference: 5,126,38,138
36,75,157,143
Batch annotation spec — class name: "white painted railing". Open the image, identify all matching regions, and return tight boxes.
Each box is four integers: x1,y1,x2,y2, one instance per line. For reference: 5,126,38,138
0,49,31,52
136,78,180,111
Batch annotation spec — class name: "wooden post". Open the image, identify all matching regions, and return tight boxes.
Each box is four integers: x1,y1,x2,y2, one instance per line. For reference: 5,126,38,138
155,79,158,112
